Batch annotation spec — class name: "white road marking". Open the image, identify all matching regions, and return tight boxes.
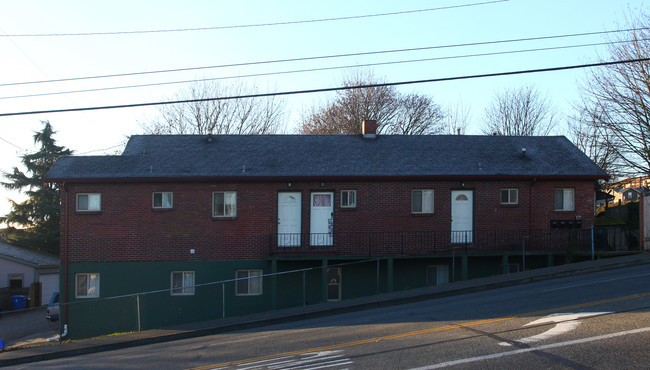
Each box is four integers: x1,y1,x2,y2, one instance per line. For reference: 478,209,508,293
233,351,351,370
498,320,582,346
410,326,650,369
523,312,610,326
498,312,610,346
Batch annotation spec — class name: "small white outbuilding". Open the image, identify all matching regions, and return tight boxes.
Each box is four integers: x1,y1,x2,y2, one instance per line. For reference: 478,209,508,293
0,241,59,306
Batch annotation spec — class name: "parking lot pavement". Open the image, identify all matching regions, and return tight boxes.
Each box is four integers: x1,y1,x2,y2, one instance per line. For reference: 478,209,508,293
0,306,60,350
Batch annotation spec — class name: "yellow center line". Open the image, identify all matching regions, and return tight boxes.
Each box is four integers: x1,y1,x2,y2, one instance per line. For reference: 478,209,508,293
190,291,650,370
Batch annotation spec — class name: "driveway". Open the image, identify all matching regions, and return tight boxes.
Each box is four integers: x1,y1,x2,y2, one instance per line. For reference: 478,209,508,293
0,306,60,350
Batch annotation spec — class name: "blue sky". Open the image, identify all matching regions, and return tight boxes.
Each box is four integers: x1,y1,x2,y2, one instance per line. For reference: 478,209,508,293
0,0,646,219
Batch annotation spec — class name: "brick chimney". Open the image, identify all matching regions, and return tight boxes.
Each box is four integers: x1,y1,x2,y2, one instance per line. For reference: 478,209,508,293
362,120,377,139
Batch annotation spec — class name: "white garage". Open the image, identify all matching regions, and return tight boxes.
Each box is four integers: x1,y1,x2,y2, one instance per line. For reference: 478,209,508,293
39,272,60,305
0,241,59,306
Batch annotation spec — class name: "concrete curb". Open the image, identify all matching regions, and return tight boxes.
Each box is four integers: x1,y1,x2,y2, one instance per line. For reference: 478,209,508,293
2,253,649,367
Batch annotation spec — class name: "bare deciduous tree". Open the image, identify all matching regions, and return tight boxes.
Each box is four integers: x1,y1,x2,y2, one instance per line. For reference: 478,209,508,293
576,12,650,175
481,85,555,136
568,110,621,178
443,99,471,135
299,70,444,135
142,80,286,135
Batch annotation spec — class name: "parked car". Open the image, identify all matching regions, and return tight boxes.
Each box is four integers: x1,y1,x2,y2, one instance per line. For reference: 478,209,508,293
46,291,59,322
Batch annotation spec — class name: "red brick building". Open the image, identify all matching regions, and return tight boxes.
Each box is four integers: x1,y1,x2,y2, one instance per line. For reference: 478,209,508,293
46,123,607,338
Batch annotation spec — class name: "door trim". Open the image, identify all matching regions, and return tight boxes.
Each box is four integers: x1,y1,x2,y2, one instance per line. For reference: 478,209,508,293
278,192,302,247
310,192,334,246
451,189,474,244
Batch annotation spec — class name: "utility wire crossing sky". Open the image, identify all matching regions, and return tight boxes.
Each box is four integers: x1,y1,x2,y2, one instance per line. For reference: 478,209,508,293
0,0,646,219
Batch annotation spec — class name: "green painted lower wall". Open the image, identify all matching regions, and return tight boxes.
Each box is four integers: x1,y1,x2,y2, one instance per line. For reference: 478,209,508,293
63,260,273,339
275,260,323,308
62,254,568,339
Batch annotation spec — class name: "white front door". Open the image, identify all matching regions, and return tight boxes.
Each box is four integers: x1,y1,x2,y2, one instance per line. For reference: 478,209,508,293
310,192,334,246
451,190,473,243
278,192,301,247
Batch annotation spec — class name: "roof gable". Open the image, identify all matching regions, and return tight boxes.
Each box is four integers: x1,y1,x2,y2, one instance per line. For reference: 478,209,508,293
46,134,608,181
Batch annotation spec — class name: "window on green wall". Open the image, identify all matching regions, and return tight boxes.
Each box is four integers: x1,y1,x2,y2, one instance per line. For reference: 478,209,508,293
426,265,448,286
171,271,195,296
236,270,262,296
75,273,100,298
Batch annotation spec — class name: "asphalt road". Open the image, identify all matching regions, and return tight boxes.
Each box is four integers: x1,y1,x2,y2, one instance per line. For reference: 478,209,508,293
14,264,650,369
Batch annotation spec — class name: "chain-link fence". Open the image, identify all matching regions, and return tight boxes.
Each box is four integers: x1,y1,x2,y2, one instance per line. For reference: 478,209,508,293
60,258,385,340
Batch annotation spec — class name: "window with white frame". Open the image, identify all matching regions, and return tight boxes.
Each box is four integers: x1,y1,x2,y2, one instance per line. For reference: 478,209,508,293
213,191,237,217
153,192,173,209
554,188,575,211
412,189,434,214
341,190,357,208
75,273,100,298
236,269,262,296
500,188,518,205
76,193,101,212
171,271,195,296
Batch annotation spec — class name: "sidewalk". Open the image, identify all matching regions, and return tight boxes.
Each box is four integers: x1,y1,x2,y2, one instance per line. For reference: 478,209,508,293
2,253,649,367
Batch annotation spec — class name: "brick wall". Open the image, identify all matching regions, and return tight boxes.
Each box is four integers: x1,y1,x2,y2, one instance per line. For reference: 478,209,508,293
60,179,597,263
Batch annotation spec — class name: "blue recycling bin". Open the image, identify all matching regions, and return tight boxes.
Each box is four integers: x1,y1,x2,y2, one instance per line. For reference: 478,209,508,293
11,295,26,310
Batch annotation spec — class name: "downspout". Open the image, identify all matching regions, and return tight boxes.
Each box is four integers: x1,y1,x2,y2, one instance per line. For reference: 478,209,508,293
529,178,536,236
62,182,69,338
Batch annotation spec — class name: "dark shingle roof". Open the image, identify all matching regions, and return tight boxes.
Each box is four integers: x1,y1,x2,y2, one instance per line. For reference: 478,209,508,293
45,134,607,181
624,187,650,194
0,241,59,267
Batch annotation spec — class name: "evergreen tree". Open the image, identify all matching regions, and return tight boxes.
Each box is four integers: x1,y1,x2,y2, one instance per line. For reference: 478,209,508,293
1,121,72,255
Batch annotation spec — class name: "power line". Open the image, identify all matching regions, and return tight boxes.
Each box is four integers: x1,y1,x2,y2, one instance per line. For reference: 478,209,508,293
0,136,28,152
1,40,637,100
75,144,124,155
0,0,508,37
2,28,644,88
0,58,647,117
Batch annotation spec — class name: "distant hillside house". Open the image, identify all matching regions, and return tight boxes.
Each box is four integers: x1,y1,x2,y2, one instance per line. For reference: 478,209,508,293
610,175,650,190
623,187,649,203
606,176,650,205
46,120,607,339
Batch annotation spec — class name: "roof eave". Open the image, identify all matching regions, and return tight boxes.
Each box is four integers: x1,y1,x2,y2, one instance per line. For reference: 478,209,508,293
46,174,608,183
0,254,40,268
